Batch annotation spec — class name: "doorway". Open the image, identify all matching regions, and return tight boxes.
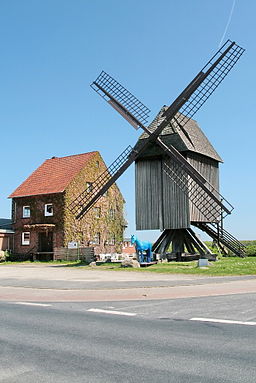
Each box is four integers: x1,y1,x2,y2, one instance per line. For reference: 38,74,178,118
38,231,53,252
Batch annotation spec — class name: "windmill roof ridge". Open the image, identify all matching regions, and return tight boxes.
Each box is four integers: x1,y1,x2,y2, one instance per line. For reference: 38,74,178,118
47,151,99,160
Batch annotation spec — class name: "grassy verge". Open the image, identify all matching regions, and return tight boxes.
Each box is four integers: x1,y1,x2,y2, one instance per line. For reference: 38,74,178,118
74,257,256,276
1,257,256,276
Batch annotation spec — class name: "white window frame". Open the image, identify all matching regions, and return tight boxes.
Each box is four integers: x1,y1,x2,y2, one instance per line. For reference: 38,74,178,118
22,232,30,245
44,203,53,216
109,234,115,245
94,207,101,219
109,208,115,220
23,206,31,218
92,232,100,245
86,182,93,193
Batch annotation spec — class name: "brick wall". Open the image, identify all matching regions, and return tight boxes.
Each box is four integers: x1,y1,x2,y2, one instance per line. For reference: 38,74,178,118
12,194,64,255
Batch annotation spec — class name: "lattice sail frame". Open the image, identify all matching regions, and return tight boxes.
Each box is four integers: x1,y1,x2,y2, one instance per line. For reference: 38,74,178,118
69,40,245,220
169,40,245,130
91,71,151,129
163,160,232,222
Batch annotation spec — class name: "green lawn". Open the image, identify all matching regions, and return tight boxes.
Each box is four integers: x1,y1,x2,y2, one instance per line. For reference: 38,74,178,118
1,257,256,276
74,257,256,276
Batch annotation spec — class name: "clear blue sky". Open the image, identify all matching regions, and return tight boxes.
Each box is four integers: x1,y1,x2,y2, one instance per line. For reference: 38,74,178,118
0,0,255,241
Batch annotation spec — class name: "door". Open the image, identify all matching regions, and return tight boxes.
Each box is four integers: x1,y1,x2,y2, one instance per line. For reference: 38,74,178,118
38,232,53,252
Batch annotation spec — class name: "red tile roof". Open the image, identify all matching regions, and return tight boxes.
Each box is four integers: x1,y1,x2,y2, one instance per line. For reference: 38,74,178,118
9,152,98,198
122,246,136,255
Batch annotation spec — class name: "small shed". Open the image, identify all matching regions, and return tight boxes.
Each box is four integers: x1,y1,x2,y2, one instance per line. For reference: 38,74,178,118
135,107,223,231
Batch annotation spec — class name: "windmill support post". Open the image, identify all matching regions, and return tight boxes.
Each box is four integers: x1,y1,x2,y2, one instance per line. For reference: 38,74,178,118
152,228,215,262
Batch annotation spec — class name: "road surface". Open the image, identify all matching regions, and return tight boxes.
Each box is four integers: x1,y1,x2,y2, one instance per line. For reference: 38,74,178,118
0,264,256,382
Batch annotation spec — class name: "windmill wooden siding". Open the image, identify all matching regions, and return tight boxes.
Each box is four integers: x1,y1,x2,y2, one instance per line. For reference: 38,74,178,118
135,111,222,231
136,158,190,230
135,159,162,230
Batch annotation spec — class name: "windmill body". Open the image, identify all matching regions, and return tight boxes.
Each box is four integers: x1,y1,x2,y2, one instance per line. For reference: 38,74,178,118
135,108,222,231
134,108,224,259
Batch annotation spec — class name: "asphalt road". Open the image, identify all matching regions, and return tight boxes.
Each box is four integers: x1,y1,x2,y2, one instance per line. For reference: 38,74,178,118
1,265,256,382
1,296,256,383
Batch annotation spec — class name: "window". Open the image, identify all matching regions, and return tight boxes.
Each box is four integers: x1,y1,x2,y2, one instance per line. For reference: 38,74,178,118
94,207,101,218
22,232,30,245
86,182,93,193
45,203,53,216
92,232,100,245
109,234,115,245
96,161,100,168
23,206,30,218
109,208,115,220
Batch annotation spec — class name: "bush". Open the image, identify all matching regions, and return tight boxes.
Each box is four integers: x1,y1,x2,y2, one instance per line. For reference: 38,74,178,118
5,253,32,262
245,245,256,256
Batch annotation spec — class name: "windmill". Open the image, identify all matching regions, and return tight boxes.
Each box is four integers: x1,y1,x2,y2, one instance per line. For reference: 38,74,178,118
69,40,245,260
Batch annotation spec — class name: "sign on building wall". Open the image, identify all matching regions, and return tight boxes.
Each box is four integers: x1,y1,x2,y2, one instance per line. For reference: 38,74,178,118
68,241,78,249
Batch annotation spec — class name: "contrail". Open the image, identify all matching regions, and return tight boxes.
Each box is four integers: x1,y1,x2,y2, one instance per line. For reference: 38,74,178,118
218,0,236,48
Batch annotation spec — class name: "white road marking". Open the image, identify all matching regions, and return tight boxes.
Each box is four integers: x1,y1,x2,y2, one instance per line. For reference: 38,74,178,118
190,317,256,326
88,308,136,316
12,302,52,307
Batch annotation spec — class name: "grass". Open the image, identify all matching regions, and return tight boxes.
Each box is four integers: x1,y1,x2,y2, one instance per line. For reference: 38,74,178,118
1,257,256,276
71,257,256,276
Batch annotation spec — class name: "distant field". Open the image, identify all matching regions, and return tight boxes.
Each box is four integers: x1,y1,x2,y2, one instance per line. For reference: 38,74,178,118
205,240,256,246
204,240,256,257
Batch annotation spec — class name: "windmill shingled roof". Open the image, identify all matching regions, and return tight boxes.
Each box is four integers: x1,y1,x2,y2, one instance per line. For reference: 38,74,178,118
9,151,98,198
140,107,223,162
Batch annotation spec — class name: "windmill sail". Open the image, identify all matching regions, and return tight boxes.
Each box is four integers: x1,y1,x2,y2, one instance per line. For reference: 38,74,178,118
150,40,245,139
91,71,151,130
163,41,245,136
69,40,244,220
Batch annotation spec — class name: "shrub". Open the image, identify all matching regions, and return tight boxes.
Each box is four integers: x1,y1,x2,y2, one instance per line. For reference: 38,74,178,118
245,245,256,256
5,253,32,262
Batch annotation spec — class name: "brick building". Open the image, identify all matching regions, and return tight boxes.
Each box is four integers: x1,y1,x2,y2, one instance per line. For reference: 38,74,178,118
9,152,126,259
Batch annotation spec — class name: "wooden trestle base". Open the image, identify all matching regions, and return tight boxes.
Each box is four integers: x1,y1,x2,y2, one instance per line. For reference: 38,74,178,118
152,228,216,262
